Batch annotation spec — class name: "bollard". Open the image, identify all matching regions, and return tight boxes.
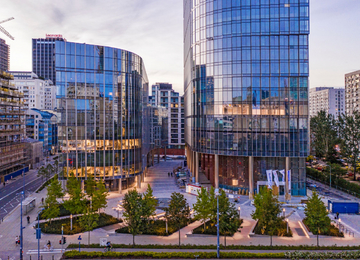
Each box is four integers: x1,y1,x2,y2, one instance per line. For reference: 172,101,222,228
41,256,43,260
30,256,31,260
52,255,54,260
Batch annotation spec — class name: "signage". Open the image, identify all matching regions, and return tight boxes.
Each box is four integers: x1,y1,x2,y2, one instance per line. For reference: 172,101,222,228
78,235,82,241
273,170,279,187
46,34,63,38
266,170,273,188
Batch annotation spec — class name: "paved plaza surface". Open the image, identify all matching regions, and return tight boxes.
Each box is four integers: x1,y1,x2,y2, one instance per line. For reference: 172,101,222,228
1,160,360,260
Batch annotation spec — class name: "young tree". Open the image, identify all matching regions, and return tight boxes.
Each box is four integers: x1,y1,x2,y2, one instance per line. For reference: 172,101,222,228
217,190,240,247
251,187,282,246
165,192,190,248
338,112,360,181
46,164,54,180
54,159,59,175
142,184,157,223
304,191,331,246
122,189,143,246
193,187,211,230
92,181,108,213
37,166,48,182
310,111,338,160
42,178,64,223
79,205,99,245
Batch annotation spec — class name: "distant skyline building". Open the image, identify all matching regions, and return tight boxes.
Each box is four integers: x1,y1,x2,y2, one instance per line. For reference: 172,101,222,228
184,0,310,198
150,82,185,153
345,70,360,115
11,71,56,111
0,38,10,72
309,87,345,119
32,35,66,84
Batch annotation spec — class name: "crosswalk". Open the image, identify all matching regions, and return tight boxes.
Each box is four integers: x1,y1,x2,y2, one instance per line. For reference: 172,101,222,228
0,258,15,260
27,249,64,255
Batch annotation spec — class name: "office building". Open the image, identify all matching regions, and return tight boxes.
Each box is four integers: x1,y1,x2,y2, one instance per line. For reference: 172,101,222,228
24,137,43,169
150,83,185,154
11,71,56,111
0,70,27,182
32,34,66,83
309,87,344,118
184,0,310,198
46,40,150,190
345,70,360,115
0,38,9,72
26,108,58,153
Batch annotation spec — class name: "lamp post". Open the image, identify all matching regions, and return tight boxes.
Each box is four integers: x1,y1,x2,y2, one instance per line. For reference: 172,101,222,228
215,188,220,259
238,206,241,219
283,208,285,218
166,217,168,234
70,214,73,230
36,209,44,260
339,218,341,229
20,191,24,260
286,218,289,234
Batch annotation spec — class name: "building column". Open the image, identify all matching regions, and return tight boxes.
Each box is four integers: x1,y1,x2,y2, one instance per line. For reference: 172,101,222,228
249,156,254,199
215,154,219,189
81,180,85,193
142,170,145,182
285,157,291,201
152,150,154,166
118,178,122,194
137,174,141,189
195,152,199,184
157,148,160,164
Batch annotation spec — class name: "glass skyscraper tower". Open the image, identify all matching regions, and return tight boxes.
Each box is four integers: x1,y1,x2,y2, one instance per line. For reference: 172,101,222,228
50,40,149,190
184,0,309,198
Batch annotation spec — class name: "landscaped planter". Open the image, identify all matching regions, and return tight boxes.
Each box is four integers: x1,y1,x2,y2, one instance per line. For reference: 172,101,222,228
250,220,292,237
189,219,242,237
302,218,344,237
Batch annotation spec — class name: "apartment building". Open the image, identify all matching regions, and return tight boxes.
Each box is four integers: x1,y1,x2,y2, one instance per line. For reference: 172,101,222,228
309,87,345,118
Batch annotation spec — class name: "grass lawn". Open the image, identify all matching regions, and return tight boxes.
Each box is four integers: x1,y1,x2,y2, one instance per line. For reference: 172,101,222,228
39,213,121,235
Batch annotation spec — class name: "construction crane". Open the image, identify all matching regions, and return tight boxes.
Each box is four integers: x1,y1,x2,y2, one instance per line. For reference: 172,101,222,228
0,17,14,40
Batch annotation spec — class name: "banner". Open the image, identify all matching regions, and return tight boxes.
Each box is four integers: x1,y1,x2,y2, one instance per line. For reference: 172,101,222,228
287,170,291,190
279,170,285,182
273,170,279,187
266,170,273,188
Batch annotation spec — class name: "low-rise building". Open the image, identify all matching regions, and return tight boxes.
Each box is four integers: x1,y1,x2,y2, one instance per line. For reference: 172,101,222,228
24,138,43,169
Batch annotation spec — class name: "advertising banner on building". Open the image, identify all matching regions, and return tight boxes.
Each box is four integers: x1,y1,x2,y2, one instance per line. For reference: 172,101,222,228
279,169,285,181
266,170,273,188
273,170,279,187
287,170,291,191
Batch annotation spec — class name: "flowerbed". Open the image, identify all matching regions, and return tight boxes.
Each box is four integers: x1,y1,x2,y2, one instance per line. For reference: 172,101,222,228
253,220,292,237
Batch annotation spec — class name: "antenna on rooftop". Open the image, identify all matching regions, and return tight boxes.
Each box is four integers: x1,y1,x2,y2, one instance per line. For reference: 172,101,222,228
0,17,15,40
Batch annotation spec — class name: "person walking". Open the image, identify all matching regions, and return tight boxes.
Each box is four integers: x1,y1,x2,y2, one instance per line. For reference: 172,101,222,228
27,215,30,224
168,172,170,177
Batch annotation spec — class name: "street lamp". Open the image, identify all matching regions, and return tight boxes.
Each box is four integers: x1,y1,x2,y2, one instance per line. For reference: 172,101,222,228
282,208,285,218
20,191,24,260
339,218,341,228
286,218,289,234
238,206,241,219
70,214,73,230
215,188,220,259
36,208,44,260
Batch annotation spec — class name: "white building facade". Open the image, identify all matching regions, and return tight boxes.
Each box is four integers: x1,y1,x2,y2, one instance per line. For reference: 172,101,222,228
309,87,345,118
345,70,360,115
150,83,184,150
10,71,56,111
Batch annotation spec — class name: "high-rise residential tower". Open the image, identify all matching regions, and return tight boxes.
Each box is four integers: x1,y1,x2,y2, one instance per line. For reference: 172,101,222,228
184,0,310,198
345,70,360,115
309,87,344,119
0,38,10,72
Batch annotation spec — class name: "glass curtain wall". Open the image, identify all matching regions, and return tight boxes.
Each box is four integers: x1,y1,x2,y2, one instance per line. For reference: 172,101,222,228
56,41,148,182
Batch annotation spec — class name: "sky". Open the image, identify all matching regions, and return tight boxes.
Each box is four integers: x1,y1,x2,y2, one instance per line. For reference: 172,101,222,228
0,0,360,95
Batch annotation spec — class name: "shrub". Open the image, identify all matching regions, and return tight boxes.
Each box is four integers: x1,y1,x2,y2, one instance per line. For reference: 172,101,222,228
285,251,360,259
253,220,292,237
63,250,285,259
39,213,121,235
303,218,344,237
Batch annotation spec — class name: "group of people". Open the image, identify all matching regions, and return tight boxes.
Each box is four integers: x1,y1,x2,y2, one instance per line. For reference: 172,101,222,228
167,172,173,177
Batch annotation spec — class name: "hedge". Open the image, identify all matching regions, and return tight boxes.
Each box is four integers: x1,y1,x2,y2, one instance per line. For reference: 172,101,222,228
192,219,243,236
39,213,121,235
285,251,360,259
67,243,360,250
306,167,360,198
62,250,285,259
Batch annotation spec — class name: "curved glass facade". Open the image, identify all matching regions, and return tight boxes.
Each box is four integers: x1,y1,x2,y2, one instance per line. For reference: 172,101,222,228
184,0,309,195
55,41,148,183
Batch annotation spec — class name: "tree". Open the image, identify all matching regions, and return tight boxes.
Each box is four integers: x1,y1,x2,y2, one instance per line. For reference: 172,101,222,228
42,178,64,223
217,190,240,247
193,187,211,230
79,204,99,245
122,189,143,246
338,112,360,181
46,164,54,179
54,159,59,174
64,174,86,215
92,181,108,213
165,192,190,248
304,191,331,246
251,187,282,246
142,184,157,223
310,111,338,160
37,166,48,182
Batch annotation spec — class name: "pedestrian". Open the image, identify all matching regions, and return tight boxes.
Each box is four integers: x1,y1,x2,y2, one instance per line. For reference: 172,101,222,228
336,212,339,219
171,172,173,177
27,215,30,224
41,198,44,205
3,182,5,187
15,236,19,245
168,172,170,177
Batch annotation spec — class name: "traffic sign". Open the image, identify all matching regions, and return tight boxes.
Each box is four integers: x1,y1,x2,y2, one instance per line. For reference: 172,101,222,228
78,235,82,241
